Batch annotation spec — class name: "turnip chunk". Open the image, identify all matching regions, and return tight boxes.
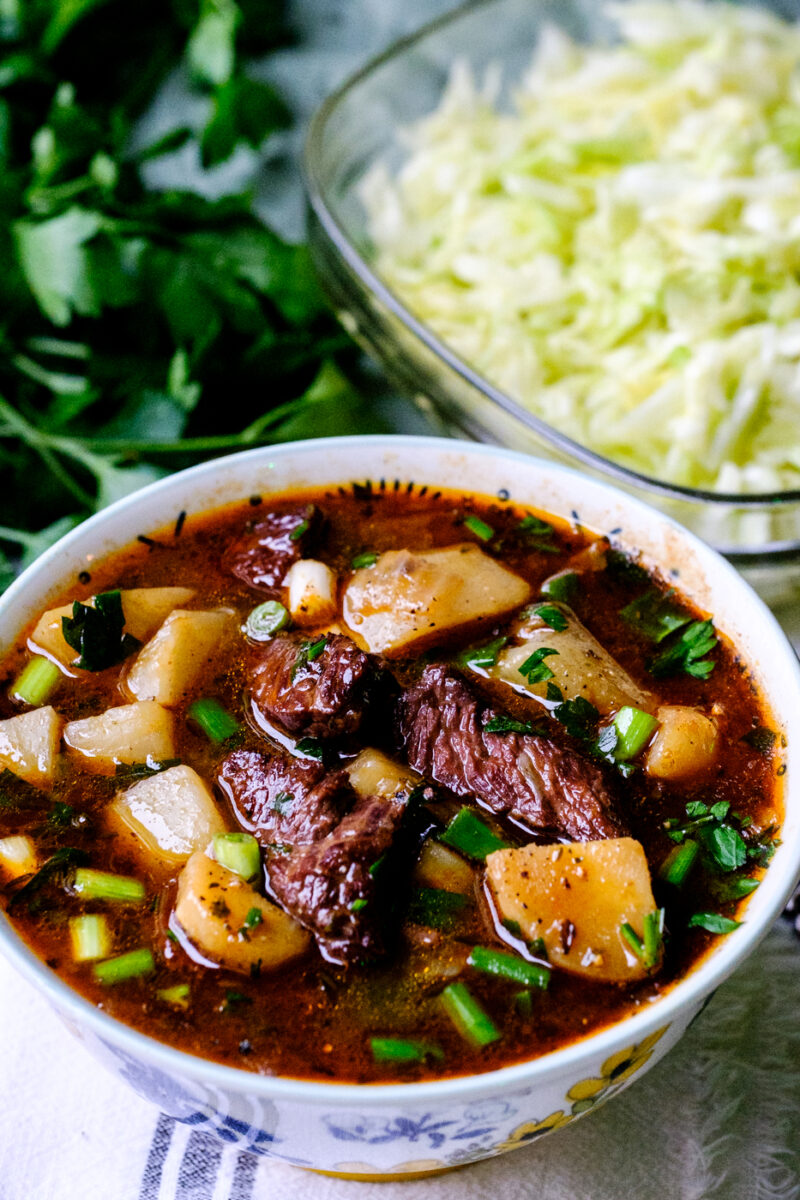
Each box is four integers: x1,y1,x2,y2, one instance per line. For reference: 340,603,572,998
491,603,652,715
342,545,531,656
415,840,475,895
645,706,718,780
0,706,61,787
174,849,311,974
29,587,196,667
346,747,420,800
64,701,174,771
126,609,235,706
486,838,659,983
0,835,37,880
108,765,227,869
284,559,338,627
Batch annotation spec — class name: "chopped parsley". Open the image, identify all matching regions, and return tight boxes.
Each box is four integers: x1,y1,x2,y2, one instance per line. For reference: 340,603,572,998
687,912,741,934
518,646,559,685
61,590,140,671
295,737,323,760
552,696,600,741
242,907,262,930
620,589,690,643
484,715,533,735
271,791,294,815
289,519,310,542
455,636,508,671
292,636,328,679
531,603,569,632
648,619,717,679
517,514,560,553
349,897,369,913
351,551,379,569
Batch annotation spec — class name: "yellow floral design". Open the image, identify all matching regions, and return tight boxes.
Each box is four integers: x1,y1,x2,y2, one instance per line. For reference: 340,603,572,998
497,1024,670,1152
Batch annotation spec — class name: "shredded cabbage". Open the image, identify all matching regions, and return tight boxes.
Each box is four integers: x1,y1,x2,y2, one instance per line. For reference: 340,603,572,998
362,2,800,495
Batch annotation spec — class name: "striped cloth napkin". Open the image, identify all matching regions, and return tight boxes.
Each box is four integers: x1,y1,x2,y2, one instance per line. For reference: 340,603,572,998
1,917,799,1200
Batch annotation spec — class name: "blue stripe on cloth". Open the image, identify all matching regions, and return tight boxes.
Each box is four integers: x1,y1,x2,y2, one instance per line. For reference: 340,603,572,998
175,1128,226,1200
139,1114,176,1200
229,1152,259,1200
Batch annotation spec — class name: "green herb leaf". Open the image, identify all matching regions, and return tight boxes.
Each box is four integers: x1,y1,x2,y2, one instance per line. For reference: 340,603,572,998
463,514,494,541
532,603,568,632
648,619,717,679
518,646,559,685
620,589,690,643
455,637,508,671
484,715,533,735
688,912,742,934
351,551,378,569
61,590,140,671
296,737,323,760
552,696,600,741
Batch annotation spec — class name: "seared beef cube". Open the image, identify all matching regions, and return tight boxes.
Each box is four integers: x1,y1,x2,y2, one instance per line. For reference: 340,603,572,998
397,665,626,842
249,633,382,741
219,747,414,963
225,504,322,593
219,749,348,845
267,791,409,963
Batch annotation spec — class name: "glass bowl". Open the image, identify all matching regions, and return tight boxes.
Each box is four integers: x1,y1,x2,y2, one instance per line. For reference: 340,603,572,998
304,0,800,612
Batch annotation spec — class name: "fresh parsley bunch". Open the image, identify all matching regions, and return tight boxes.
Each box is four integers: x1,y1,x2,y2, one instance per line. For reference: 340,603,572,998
0,0,372,588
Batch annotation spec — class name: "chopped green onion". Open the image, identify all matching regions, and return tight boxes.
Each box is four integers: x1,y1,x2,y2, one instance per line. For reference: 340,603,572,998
688,911,742,934
541,571,579,602
11,656,61,706
245,601,289,640
440,981,501,1048
463,514,494,541
658,840,700,888
514,989,533,1018
408,886,468,930
213,832,260,880
352,552,379,569
621,910,663,968
370,1037,444,1065
157,983,190,1009
440,809,511,860
532,604,569,632
93,947,155,985
188,698,240,744
350,897,368,913
518,646,559,685
289,518,309,541
70,914,111,962
468,945,550,990
484,714,533,735
612,706,658,760
73,868,146,904
620,921,644,958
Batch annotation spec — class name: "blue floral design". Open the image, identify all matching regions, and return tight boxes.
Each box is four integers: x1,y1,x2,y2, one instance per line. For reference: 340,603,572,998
323,1100,516,1152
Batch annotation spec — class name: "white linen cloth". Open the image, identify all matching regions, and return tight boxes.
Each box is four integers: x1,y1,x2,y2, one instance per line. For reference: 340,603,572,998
1,920,799,1200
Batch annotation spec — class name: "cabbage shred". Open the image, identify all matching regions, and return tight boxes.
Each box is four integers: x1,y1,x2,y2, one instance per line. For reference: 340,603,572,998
362,2,800,495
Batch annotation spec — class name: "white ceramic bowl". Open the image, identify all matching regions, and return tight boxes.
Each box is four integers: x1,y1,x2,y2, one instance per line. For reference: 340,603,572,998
1,436,799,1181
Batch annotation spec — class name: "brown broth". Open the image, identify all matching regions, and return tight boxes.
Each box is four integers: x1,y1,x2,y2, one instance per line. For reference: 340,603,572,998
0,483,783,1082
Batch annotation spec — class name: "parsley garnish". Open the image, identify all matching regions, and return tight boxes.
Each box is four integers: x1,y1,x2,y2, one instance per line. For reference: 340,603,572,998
289,519,310,542
687,912,741,934
271,791,294,815
352,552,378,569
292,636,328,680
463,514,494,541
455,636,508,671
518,646,559,684
552,696,599,741
620,589,690,643
62,590,140,671
484,715,533,735
296,737,323,760
242,907,262,930
532,604,568,632
648,619,717,679
517,514,560,553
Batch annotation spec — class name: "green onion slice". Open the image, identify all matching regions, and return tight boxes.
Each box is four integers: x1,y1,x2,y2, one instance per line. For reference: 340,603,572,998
245,601,289,640
11,656,61,707
370,1037,444,1065
468,945,550,990
213,832,260,880
351,552,379,569
439,809,511,860
440,982,501,1048
157,983,190,1009
73,868,146,904
70,914,111,962
658,840,700,888
611,706,658,761
188,698,240,744
93,947,155,985
463,514,494,541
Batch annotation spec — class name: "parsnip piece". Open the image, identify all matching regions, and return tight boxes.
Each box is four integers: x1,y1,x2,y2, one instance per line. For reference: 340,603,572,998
415,840,475,894
486,838,659,982
346,748,420,799
491,603,652,715
645,706,718,780
64,701,174,771
284,560,338,626
108,765,227,869
29,587,195,667
126,609,235,706
174,849,310,973
0,835,37,880
0,706,61,787
343,545,530,656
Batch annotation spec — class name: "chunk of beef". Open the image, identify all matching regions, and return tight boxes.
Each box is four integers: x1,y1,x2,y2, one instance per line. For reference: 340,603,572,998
219,749,348,845
397,664,626,842
219,748,412,963
249,632,383,741
224,504,322,594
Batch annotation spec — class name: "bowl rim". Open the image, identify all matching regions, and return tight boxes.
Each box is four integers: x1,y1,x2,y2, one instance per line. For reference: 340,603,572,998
303,0,800,538
1,433,799,1108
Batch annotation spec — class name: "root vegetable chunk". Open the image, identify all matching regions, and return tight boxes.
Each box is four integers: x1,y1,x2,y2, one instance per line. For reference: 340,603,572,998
492,605,651,715
346,747,421,800
415,840,475,894
486,838,659,982
64,701,174,771
343,545,530,656
645,706,718,779
108,765,227,869
126,609,235,706
174,849,311,974
284,560,338,626
29,587,195,667
0,706,61,787
0,835,37,880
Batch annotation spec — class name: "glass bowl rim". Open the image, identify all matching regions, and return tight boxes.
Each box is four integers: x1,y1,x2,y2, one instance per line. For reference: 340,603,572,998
303,0,800,539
